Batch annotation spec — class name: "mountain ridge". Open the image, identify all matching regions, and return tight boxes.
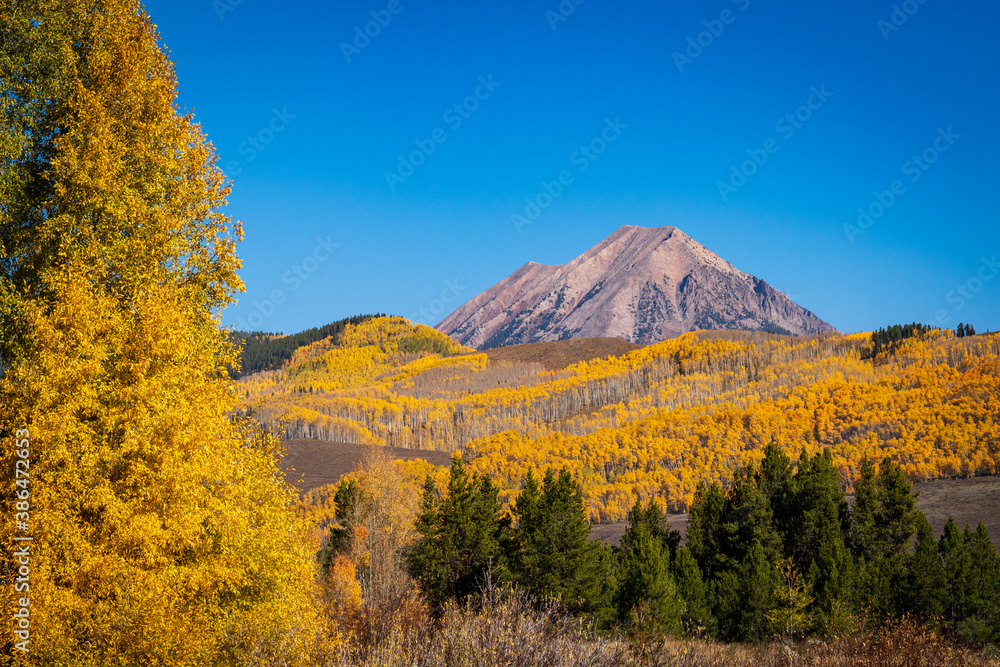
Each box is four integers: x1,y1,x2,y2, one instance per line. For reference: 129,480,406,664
437,225,836,349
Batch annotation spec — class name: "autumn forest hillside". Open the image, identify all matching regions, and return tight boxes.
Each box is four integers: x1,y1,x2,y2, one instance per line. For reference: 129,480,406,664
240,316,1000,522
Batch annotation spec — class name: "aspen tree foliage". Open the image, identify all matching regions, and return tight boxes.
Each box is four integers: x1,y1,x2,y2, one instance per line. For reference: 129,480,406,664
0,1,317,664
261,317,1000,522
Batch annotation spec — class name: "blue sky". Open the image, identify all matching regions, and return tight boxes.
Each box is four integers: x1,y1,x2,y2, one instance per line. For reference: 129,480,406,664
144,0,1000,336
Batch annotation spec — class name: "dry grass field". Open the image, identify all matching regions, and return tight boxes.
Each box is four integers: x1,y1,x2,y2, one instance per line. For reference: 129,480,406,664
484,337,641,371
280,438,452,492
915,475,1000,546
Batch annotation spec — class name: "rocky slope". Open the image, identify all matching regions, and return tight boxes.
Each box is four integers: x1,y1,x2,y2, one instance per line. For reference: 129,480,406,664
437,225,836,348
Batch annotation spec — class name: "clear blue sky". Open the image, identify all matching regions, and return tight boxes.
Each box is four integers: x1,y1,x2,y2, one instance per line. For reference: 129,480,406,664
144,0,1000,336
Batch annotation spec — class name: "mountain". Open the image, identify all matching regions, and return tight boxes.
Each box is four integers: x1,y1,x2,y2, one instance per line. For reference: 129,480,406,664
436,225,836,349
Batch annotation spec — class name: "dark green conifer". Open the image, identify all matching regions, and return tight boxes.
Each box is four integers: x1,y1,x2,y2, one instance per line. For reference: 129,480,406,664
939,518,973,632
671,545,715,636
724,463,783,566
685,481,727,579
877,456,919,552
405,456,509,611
617,500,683,634
317,479,363,572
854,551,908,622
728,542,781,642
849,456,918,561
757,443,797,547
964,522,1000,644
849,457,880,562
905,513,946,619
791,449,853,631
512,468,615,624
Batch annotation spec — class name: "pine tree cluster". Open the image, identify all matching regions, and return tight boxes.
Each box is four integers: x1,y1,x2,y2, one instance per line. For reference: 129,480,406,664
870,322,933,357
230,314,384,378
389,451,1000,645
955,323,977,338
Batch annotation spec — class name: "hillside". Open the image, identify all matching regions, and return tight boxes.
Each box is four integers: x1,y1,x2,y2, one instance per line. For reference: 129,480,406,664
241,316,1000,522
231,313,384,378
485,337,641,371
437,225,836,348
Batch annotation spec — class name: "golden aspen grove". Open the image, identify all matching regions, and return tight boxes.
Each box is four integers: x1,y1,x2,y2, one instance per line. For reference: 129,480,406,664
246,317,1000,521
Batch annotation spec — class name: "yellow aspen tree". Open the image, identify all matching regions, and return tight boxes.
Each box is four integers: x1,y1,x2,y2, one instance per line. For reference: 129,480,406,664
1,1,318,664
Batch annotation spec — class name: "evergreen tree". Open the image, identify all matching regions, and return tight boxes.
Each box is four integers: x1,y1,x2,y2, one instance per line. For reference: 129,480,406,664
617,500,683,634
671,545,715,636
688,460,784,640
723,462,783,567
905,513,946,620
932,519,1000,644
318,479,363,571
618,496,680,557
854,551,908,622
686,481,727,580
877,456,920,553
405,457,510,612
716,541,781,642
510,467,542,571
849,456,918,621
406,476,445,607
790,449,853,631
511,468,615,625
963,522,1000,644
848,457,880,562
939,518,974,633
871,322,931,355
957,323,966,338
757,443,797,548
849,456,918,561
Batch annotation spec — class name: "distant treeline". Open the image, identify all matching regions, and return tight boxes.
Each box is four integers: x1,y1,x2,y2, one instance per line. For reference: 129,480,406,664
870,322,980,358
869,322,932,357
230,314,385,378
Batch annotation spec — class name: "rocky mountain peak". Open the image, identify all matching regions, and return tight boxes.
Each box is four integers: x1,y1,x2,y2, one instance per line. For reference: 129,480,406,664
437,226,836,349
